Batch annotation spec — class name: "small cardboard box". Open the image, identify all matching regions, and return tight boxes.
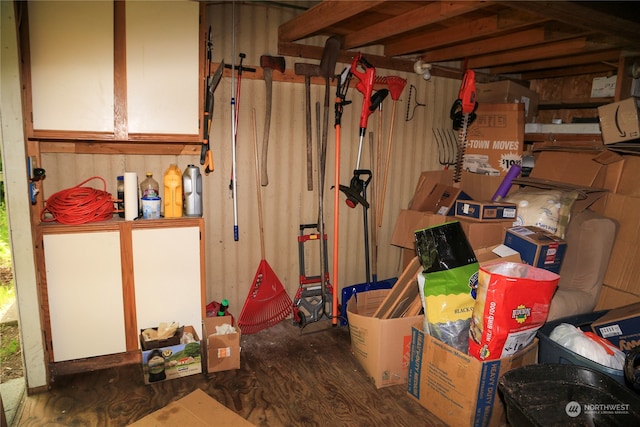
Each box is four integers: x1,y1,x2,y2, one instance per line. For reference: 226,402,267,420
503,226,567,274
407,325,538,427
464,103,525,177
598,97,640,144
420,183,471,216
203,316,241,374
347,289,422,388
139,326,184,351
476,80,539,123
455,200,518,221
128,389,255,426
140,325,202,384
474,244,522,265
591,302,640,351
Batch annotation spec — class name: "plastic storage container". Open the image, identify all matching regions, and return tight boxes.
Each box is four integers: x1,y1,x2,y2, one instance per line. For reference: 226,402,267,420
140,172,159,198
537,310,626,385
164,164,183,218
183,165,203,217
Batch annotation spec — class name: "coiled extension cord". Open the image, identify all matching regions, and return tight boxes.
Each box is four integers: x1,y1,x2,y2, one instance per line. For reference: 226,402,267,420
41,176,115,225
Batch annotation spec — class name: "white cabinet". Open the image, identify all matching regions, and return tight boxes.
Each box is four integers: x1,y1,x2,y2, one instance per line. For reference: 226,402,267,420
132,226,202,340
27,1,201,140
43,231,126,362
39,219,204,365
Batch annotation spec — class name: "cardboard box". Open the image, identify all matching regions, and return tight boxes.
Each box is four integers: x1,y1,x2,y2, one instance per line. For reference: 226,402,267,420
504,226,567,274
392,210,512,252
455,200,517,221
140,326,184,351
409,170,455,210
591,302,640,351
598,97,640,144
407,325,538,427
596,285,640,311
475,244,522,265
464,103,524,177
476,80,539,123
347,289,422,388
203,316,241,374
601,193,640,293
140,325,202,384
128,389,255,426
420,183,471,215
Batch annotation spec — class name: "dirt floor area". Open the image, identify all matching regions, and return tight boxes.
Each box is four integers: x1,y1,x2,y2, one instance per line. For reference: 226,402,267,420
1,264,22,383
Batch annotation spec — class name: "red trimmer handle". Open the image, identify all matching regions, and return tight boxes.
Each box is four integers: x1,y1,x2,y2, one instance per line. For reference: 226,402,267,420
350,53,376,130
458,69,477,114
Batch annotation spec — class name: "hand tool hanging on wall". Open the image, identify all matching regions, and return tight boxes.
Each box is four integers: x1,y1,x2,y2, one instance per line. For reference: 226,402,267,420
200,27,224,175
294,62,318,191
225,52,256,240
332,67,352,325
450,69,478,183
405,84,426,122
259,55,285,186
376,75,406,228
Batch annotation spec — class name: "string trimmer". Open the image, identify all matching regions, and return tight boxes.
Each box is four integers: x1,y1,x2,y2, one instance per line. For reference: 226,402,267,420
450,69,478,183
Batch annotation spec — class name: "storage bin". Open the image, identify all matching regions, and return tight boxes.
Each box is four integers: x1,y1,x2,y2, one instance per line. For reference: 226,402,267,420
536,310,625,385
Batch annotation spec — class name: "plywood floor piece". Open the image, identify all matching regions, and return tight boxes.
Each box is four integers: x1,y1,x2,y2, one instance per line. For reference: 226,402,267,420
16,320,446,427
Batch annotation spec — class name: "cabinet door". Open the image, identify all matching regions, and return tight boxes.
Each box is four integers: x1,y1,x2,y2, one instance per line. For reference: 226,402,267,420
125,1,200,135
132,226,202,341
43,231,126,362
28,2,115,133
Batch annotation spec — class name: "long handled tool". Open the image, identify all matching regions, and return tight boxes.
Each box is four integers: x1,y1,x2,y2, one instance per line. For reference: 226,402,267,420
259,55,285,186
450,69,478,183
332,67,352,325
376,76,406,228
226,52,256,240
237,110,293,334
200,26,223,175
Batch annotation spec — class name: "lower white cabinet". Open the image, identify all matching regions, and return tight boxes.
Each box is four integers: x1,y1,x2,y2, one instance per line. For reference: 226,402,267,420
43,231,126,362
39,219,204,363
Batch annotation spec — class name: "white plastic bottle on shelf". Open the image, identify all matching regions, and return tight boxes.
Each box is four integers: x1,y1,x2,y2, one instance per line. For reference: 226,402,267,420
140,172,161,219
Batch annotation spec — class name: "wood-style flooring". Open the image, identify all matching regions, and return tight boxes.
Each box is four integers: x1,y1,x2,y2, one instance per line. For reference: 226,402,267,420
15,320,446,426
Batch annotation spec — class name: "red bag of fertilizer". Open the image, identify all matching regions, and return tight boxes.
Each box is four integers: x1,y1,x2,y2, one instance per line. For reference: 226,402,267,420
469,262,559,361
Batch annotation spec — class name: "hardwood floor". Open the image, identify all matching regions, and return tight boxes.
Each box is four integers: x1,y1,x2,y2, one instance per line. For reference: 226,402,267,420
16,320,446,426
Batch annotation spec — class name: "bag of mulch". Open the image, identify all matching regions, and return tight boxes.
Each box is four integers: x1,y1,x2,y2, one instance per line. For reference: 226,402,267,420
469,262,559,361
415,221,478,353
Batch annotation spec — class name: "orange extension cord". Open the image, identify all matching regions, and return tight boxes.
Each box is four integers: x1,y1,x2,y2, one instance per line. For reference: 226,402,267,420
40,176,115,225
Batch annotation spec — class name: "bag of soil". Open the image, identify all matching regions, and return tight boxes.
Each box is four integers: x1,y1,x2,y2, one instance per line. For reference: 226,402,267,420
469,262,559,361
415,221,478,353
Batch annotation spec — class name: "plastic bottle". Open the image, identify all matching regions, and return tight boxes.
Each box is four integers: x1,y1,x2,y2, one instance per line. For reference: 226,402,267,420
183,165,203,217
140,172,159,198
116,175,125,218
217,299,229,317
140,172,161,219
163,164,183,218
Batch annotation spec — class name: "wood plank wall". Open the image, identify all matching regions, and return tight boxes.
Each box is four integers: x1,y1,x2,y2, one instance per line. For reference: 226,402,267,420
38,2,458,320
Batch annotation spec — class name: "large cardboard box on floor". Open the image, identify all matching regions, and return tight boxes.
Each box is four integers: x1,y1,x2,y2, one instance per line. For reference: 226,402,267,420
407,325,538,427
476,80,539,123
128,389,255,426
140,325,202,384
464,103,524,177
347,289,422,388
203,316,241,374
598,97,640,144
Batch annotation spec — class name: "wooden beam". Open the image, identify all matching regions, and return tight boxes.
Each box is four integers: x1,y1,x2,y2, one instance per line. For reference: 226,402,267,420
503,0,640,43
421,28,546,63
387,9,549,57
278,0,384,42
521,63,618,80
468,37,588,69
492,49,621,75
343,1,491,49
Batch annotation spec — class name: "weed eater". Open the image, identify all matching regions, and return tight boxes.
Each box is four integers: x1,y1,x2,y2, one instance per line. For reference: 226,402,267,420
340,54,388,285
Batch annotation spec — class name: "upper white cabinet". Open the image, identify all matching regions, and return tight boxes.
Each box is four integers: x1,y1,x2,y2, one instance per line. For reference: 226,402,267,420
28,2,115,133
27,1,201,142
